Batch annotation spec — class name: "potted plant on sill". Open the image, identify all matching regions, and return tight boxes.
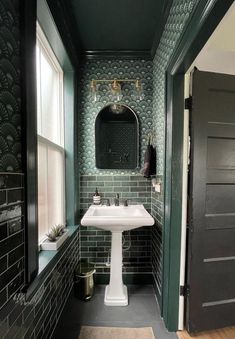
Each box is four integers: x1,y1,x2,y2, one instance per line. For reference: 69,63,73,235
41,224,69,251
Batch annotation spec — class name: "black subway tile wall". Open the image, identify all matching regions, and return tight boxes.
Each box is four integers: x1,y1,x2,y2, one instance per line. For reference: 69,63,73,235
0,231,79,339
80,175,152,274
0,173,25,308
0,172,80,339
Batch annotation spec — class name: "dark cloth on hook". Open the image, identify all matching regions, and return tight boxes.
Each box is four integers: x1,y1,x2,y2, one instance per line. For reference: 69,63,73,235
141,140,156,178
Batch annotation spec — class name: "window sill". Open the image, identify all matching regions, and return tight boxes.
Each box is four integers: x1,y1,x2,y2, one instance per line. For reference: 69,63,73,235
40,229,69,251
25,225,79,300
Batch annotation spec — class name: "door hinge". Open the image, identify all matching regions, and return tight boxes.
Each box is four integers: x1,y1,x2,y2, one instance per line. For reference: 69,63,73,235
185,96,192,110
180,285,190,297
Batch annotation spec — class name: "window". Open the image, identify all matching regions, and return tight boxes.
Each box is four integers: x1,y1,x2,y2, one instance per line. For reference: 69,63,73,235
36,24,65,244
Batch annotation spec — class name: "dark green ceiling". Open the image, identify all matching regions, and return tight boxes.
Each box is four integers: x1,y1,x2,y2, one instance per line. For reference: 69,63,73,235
47,0,173,59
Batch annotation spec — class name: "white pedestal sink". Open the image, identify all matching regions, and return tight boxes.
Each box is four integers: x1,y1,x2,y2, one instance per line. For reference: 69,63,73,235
81,204,154,306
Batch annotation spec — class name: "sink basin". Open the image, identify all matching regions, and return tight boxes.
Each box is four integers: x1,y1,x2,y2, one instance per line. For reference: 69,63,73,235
81,204,154,307
81,204,154,231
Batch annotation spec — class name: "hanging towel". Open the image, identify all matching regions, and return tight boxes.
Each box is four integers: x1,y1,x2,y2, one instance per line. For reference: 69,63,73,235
141,139,156,178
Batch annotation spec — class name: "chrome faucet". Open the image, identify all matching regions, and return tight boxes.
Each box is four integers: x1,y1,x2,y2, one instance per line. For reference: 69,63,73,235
114,193,119,206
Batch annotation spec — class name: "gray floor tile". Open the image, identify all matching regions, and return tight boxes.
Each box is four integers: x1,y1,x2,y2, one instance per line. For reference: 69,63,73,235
128,284,155,295
52,285,177,339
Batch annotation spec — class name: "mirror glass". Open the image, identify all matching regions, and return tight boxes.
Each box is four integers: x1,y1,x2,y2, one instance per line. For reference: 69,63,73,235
95,104,139,169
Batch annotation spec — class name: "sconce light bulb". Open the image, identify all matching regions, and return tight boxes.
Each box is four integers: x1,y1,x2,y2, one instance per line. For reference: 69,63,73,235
91,80,98,102
135,80,144,100
93,92,97,102
111,80,123,102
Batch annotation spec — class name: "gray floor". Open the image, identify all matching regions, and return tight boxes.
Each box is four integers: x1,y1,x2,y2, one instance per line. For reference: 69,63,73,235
52,285,177,339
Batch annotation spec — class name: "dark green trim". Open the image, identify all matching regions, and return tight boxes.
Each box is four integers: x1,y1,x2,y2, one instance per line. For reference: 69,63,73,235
37,0,78,226
82,50,152,60
164,74,185,329
46,0,81,69
163,0,234,331
94,273,153,285
37,0,73,71
64,72,75,225
20,0,38,285
20,0,78,290
168,0,234,74
150,0,173,58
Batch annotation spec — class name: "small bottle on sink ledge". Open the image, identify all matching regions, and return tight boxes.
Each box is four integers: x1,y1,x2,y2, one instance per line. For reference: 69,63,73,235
93,187,101,205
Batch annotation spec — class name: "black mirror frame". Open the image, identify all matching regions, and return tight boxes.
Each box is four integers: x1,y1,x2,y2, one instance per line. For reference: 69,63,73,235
95,103,139,170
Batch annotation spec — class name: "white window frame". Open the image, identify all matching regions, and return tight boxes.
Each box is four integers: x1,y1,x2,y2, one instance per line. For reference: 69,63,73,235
36,23,65,246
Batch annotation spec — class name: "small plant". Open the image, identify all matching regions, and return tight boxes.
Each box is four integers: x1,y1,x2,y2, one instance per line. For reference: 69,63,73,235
46,231,57,242
46,224,66,242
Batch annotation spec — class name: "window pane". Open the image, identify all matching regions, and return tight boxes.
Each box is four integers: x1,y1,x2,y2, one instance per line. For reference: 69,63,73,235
40,51,60,144
36,45,41,135
47,147,64,228
36,24,65,246
38,142,48,243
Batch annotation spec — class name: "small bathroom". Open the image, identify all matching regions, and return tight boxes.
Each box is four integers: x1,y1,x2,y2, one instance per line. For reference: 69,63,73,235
2,0,234,338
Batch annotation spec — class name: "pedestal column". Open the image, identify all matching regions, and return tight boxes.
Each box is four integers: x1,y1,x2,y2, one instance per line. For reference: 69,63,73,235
104,230,128,306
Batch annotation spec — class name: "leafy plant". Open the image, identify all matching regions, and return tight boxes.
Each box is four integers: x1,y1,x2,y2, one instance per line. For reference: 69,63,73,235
46,224,66,242
46,231,57,242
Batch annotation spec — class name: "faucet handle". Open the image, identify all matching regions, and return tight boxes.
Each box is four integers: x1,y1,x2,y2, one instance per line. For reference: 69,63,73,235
114,193,119,206
102,198,110,206
123,199,131,207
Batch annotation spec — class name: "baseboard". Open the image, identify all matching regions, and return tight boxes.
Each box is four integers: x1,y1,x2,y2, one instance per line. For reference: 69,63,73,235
152,275,162,312
94,273,153,285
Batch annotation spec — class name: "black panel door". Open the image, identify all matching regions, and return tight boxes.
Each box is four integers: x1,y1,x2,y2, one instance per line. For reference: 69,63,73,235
187,69,235,332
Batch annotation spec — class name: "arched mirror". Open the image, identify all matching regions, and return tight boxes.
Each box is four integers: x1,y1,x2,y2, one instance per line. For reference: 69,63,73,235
95,104,139,169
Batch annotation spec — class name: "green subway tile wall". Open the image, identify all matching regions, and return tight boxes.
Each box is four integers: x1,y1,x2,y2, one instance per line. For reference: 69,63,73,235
80,175,152,274
80,175,151,213
151,0,199,298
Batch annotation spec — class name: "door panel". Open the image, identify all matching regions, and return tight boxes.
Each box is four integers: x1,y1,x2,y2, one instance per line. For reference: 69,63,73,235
206,185,235,214
205,215,235,230
203,229,235,257
207,137,235,169
187,70,235,332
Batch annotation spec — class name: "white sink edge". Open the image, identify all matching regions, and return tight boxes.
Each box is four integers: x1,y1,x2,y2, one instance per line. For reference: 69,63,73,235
80,204,154,230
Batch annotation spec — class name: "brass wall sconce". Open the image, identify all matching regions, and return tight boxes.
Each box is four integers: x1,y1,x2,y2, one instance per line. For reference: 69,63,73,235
90,79,143,102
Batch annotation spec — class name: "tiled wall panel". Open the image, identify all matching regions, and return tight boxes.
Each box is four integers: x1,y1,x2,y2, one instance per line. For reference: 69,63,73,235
0,173,25,310
0,231,79,339
80,175,152,273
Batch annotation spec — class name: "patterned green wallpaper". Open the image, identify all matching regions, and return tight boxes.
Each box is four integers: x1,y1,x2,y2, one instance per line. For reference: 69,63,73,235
78,59,153,175
152,0,199,176
0,0,21,172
